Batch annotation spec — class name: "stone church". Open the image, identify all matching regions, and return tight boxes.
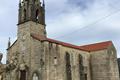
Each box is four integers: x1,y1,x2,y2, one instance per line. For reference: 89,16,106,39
0,0,119,80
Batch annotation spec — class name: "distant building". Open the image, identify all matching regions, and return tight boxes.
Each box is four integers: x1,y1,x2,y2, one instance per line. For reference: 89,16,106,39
0,0,119,80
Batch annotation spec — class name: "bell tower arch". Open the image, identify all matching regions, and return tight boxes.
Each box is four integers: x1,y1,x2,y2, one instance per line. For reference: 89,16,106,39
18,0,45,25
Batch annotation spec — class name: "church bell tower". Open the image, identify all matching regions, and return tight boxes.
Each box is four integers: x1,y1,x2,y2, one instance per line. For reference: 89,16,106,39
18,0,46,37
18,0,45,25
16,1,47,80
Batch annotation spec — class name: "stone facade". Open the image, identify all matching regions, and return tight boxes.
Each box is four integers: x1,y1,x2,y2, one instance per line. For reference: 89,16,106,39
0,0,119,80
90,47,119,80
117,58,120,78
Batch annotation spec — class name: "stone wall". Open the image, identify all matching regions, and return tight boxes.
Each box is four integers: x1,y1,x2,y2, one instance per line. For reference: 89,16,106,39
6,35,120,80
31,37,91,80
90,45,119,80
6,21,119,80
0,64,6,80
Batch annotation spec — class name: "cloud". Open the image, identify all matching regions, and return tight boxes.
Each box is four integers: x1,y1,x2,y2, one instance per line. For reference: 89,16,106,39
47,0,120,37
46,0,120,57
47,8,84,37
68,0,95,10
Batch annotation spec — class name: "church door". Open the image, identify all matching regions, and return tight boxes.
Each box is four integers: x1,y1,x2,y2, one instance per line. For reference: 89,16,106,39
20,70,26,80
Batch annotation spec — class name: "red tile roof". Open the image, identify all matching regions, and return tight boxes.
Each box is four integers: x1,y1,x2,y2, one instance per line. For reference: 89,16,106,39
79,41,112,52
31,33,81,50
31,33,113,52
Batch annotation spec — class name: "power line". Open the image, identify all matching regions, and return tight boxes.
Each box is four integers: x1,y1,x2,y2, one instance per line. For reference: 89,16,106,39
54,8,120,39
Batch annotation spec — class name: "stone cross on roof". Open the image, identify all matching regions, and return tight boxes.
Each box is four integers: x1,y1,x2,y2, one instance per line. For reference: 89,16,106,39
0,53,3,64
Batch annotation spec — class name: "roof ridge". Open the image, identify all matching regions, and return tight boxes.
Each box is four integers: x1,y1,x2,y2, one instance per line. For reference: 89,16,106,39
79,41,113,52
31,33,84,50
31,33,113,52
80,41,112,47
31,33,79,46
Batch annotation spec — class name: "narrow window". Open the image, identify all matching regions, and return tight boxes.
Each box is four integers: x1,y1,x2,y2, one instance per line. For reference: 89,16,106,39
36,9,39,21
40,59,44,66
79,54,87,80
20,70,26,80
79,54,84,80
65,53,72,80
54,57,57,65
24,9,26,20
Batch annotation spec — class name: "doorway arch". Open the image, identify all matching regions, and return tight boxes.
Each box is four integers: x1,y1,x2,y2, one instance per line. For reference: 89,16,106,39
20,70,26,80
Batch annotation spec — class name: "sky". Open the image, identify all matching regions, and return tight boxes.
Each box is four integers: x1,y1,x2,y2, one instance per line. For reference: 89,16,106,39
0,0,120,63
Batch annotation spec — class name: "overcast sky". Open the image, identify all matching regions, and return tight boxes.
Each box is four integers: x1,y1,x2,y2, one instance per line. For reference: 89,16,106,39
0,0,120,63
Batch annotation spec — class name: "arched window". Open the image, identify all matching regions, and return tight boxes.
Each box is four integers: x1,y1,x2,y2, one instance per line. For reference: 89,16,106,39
54,57,57,65
79,54,83,69
79,54,84,80
32,73,39,80
79,54,87,80
33,0,36,3
24,9,26,20
65,52,72,80
85,74,87,80
36,9,39,21
20,70,26,80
